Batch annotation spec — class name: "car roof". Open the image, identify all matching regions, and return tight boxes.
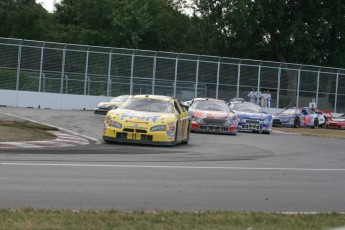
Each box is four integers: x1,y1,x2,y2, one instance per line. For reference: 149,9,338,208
131,94,174,102
193,98,225,102
230,100,251,104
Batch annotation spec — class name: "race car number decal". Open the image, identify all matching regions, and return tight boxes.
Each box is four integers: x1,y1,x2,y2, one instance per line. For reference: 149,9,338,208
120,112,162,123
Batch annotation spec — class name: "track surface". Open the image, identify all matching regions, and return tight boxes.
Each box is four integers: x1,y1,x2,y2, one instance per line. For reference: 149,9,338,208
0,107,344,212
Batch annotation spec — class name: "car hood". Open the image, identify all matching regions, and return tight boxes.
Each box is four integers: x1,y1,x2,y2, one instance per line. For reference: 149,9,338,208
273,113,295,118
97,101,123,107
190,110,236,119
233,110,270,120
332,117,345,122
107,109,176,124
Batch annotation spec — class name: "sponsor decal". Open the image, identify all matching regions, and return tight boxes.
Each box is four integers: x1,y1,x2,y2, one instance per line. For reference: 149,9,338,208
193,111,228,119
120,112,162,123
124,126,148,130
166,130,175,139
167,122,175,131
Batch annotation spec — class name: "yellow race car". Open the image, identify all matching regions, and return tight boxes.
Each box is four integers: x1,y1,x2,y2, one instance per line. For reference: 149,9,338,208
103,95,191,145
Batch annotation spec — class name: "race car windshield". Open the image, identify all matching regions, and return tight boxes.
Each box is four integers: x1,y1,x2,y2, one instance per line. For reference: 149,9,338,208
192,100,230,111
230,103,263,112
281,109,300,114
120,98,174,113
110,95,130,102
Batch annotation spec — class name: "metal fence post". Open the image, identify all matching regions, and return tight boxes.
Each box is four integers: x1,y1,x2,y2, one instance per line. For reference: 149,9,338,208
276,63,282,108
15,41,23,106
334,68,340,113
84,46,90,95
296,65,303,107
152,52,157,95
16,42,23,92
173,54,179,98
107,48,113,97
236,59,242,99
256,61,262,104
38,42,45,92
216,57,221,99
130,50,135,95
316,67,321,105
60,44,67,94
194,56,200,98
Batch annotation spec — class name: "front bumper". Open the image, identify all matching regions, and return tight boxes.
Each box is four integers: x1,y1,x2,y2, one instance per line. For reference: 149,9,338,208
238,122,272,133
94,108,110,114
191,123,238,135
103,127,177,146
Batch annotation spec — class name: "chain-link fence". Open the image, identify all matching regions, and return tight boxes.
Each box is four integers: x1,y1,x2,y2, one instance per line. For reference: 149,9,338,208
0,37,344,113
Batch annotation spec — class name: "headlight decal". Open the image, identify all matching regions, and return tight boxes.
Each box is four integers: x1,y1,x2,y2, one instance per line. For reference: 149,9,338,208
151,125,166,131
109,121,122,129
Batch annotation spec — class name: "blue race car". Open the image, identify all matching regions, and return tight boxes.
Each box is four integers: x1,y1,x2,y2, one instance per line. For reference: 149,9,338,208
229,101,273,134
272,107,325,128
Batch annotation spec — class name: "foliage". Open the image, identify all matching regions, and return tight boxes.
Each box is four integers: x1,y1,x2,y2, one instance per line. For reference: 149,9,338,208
192,0,345,67
1,0,345,68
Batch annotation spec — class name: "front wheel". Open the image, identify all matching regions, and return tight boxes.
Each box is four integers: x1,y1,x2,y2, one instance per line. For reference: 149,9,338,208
312,118,319,129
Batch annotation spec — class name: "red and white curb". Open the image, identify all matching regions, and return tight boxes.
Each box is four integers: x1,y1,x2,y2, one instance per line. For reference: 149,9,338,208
0,131,90,149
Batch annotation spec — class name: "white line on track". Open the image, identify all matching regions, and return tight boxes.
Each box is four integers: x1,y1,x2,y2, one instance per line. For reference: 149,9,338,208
1,162,345,171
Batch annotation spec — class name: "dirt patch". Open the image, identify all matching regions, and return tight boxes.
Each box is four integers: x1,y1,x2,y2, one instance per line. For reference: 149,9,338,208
274,127,345,139
0,121,57,142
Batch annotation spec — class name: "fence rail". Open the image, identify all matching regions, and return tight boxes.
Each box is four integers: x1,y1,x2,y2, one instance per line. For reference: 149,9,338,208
0,37,344,113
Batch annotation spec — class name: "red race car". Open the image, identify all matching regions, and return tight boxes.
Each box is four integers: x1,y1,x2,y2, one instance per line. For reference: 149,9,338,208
326,114,345,129
309,108,334,122
188,98,238,135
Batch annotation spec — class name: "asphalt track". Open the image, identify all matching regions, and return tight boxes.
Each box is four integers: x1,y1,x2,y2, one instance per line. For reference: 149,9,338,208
0,107,344,212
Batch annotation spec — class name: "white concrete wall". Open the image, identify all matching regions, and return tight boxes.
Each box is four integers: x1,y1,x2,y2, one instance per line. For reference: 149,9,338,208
0,89,111,110
1,89,343,117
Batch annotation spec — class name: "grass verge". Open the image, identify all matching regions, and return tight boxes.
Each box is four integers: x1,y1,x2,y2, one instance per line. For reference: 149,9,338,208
0,209,345,230
0,120,57,142
273,127,345,139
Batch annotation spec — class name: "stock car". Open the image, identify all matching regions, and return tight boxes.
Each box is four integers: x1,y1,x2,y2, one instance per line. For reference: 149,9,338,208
326,113,345,129
94,95,131,114
309,107,334,123
272,107,325,128
103,95,191,145
228,100,272,134
188,98,238,135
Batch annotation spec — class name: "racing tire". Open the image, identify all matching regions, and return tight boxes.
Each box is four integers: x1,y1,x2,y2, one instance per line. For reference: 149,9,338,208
182,122,190,145
312,118,319,129
319,116,327,128
174,122,179,146
293,117,300,128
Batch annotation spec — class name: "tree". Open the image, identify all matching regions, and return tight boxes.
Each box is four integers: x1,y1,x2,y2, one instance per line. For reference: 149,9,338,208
0,0,51,40
52,0,152,48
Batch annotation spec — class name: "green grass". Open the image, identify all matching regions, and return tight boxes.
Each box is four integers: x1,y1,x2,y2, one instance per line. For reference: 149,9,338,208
0,120,58,131
0,209,345,230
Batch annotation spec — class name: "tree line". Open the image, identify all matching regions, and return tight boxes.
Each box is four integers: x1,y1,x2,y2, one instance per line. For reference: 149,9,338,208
1,0,345,69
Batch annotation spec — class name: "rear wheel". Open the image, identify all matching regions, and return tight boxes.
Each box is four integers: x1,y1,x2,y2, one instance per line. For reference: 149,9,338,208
294,117,300,128
182,122,190,144
174,122,179,145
